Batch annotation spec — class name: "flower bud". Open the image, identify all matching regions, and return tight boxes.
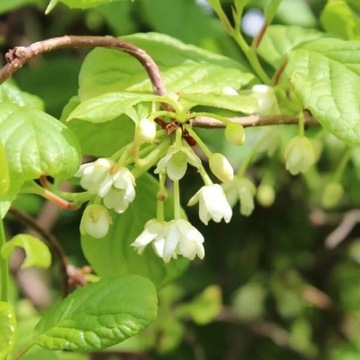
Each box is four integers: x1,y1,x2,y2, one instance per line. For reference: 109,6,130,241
256,184,275,207
321,182,344,209
137,118,156,143
209,153,234,182
225,122,245,146
252,84,279,115
237,178,256,216
284,136,315,175
80,204,112,239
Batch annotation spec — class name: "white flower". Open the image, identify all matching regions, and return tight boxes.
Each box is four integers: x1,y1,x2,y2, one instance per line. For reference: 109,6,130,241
75,158,136,213
80,204,112,239
163,219,205,262
188,184,232,225
131,219,168,257
75,158,113,194
252,84,279,115
155,145,201,181
131,219,205,263
101,166,136,213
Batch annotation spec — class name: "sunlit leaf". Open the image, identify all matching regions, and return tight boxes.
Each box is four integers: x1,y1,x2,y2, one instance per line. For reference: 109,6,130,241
66,92,162,123
0,103,81,180
0,144,9,197
34,276,157,351
258,25,323,68
0,302,17,360
1,234,51,269
321,0,360,40
180,93,258,114
78,32,251,100
285,38,360,145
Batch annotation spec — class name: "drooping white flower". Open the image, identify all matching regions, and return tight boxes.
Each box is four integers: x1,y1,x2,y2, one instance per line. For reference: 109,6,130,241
80,204,112,239
75,158,113,194
131,218,205,263
131,219,168,257
155,145,201,181
75,158,136,213
100,166,136,213
163,219,205,262
188,184,232,225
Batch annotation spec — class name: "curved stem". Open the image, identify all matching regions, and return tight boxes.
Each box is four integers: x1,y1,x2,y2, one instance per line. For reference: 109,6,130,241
0,35,168,99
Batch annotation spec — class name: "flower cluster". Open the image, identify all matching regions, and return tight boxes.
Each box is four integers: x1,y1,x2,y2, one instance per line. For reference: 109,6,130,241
131,219,205,262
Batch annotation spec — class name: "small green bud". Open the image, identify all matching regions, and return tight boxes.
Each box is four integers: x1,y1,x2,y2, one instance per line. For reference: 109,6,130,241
237,178,256,216
321,182,344,209
256,184,275,207
284,136,315,175
209,153,234,182
225,122,246,146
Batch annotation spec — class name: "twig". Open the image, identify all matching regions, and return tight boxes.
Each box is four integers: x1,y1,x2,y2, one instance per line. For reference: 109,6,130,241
0,35,167,97
190,112,318,128
8,207,70,296
324,209,360,249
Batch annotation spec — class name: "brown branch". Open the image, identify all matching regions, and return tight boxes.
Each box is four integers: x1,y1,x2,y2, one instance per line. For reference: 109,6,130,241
8,207,70,296
0,35,167,97
190,112,318,129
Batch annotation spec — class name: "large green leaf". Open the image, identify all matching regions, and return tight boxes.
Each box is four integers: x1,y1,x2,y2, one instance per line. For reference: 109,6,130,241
258,25,323,68
180,93,258,114
0,144,9,197
78,32,252,100
0,80,44,110
0,302,16,360
1,234,51,269
81,173,188,288
0,103,81,180
61,96,135,157
129,61,254,94
46,0,130,13
66,92,162,123
285,38,360,145
320,0,360,40
34,275,157,351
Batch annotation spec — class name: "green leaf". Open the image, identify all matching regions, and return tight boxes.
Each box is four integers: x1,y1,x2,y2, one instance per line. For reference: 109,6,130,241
66,92,162,123
0,80,44,110
0,302,17,360
180,93,258,114
176,285,222,325
0,144,9,197
78,32,251,100
81,173,188,288
258,25,323,68
285,38,360,145
34,275,157,351
46,0,131,13
1,234,51,269
129,61,254,94
320,0,360,40
0,103,81,180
